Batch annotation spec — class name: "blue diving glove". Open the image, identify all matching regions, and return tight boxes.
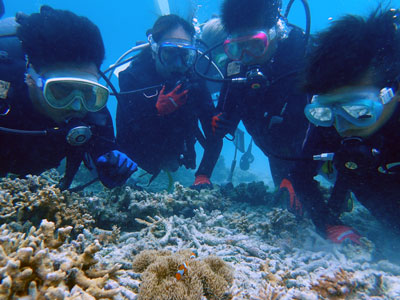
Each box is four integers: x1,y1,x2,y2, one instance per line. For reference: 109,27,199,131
96,150,138,189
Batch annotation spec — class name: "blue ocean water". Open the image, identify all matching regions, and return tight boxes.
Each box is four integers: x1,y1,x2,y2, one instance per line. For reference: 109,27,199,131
2,0,387,185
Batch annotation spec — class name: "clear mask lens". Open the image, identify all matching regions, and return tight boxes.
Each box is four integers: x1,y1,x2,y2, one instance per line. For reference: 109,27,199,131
308,107,333,123
341,105,374,120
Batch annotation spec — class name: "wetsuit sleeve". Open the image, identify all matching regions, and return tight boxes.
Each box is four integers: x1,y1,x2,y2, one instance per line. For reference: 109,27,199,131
194,80,223,178
289,125,342,235
216,82,242,134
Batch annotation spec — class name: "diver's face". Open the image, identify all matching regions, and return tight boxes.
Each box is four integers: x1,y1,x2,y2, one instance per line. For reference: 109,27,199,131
323,83,399,138
27,63,100,124
225,26,278,66
154,26,193,79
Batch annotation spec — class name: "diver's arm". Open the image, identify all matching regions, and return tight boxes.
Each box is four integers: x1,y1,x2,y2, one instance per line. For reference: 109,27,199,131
326,175,351,220
195,82,224,178
289,126,341,235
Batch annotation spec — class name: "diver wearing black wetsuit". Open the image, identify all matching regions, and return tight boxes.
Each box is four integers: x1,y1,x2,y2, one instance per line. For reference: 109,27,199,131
291,107,400,237
117,50,222,180
0,8,136,190
286,8,400,244
216,26,309,185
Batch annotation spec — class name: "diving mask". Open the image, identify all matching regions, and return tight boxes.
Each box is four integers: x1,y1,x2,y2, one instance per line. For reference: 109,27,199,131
304,87,395,128
28,67,109,113
223,31,271,61
151,36,198,69
39,77,109,112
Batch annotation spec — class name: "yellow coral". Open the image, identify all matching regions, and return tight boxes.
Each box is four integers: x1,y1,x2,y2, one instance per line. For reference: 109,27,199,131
0,175,94,230
0,219,120,299
311,268,356,299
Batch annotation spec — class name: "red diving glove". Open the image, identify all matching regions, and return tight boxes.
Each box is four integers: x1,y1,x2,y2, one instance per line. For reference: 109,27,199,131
190,175,213,190
279,178,303,217
211,113,223,135
326,225,362,245
211,112,236,137
156,84,188,116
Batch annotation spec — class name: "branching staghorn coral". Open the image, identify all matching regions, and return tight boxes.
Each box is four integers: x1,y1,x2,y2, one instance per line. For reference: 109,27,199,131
91,182,229,231
0,175,94,230
0,219,121,299
310,268,356,299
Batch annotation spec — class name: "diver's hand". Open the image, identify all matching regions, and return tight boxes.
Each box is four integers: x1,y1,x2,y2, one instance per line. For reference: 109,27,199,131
190,175,213,190
156,84,188,116
277,178,303,217
326,225,362,245
211,112,236,137
96,150,138,189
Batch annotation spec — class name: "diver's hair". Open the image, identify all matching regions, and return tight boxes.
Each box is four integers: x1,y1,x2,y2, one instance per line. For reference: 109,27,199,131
16,5,105,71
221,0,282,33
304,8,400,94
147,14,195,43
201,18,228,48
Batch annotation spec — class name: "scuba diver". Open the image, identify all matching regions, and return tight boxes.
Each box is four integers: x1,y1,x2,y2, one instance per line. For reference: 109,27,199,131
208,0,310,186
286,9,400,244
0,6,137,190
199,17,229,102
116,14,222,189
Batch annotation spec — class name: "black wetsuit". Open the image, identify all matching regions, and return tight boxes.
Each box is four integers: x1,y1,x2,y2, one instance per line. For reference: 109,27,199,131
116,50,222,178
0,31,116,188
217,26,309,185
290,106,400,235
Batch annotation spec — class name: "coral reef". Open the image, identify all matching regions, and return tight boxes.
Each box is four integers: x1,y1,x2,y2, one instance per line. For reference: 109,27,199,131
0,219,121,299
132,249,234,300
310,269,356,299
87,183,229,231
0,175,94,231
1,169,400,299
220,181,273,206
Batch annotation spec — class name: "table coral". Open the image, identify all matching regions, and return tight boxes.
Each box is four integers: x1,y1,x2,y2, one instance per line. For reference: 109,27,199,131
0,219,121,299
132,249,234,300
0,175,94,230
